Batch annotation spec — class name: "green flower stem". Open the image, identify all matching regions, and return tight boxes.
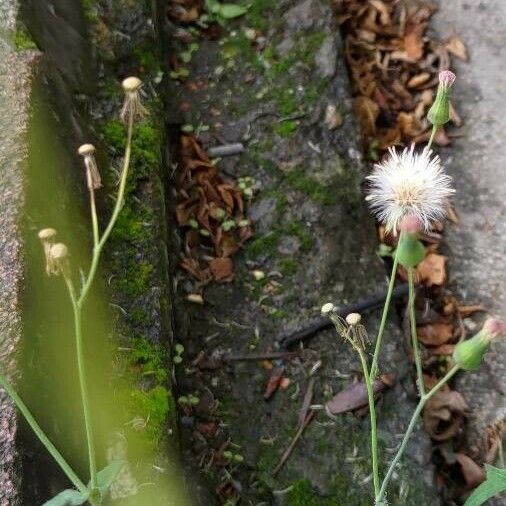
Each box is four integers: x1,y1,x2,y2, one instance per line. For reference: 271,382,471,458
89,188,99,248
370,250,400,379
0,370,88,495
78,111,134,307
64,276,97,490
375,365,460,503
427,125,437,151
357,348,380,497
408,268,425,396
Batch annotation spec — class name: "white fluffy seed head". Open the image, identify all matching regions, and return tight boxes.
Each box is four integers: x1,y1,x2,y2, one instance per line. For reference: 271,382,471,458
321,303,335,315
365,145,455,234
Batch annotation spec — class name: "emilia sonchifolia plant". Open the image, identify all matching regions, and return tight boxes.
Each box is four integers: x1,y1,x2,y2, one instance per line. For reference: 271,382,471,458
322,70,506,506
0,76,145,505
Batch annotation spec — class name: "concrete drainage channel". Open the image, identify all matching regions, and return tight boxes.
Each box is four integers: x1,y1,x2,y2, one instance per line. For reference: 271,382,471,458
1,1,483,505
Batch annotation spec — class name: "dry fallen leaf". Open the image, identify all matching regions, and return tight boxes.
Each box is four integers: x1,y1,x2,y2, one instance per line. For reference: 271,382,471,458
455,453,485,489
417,322,455,346
354,96,379,138
445,34,469,61
423,389,468,441
325,374,394,415
264,366,285,400
209,257,234,282
417,253,447,286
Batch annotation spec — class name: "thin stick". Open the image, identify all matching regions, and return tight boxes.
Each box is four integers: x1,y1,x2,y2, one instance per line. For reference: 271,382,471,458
225,351,300,362
408,268,425,396
370,253,400,379
272,410,315,476
376,365,460,503
279,283,408,348
0,371,88,495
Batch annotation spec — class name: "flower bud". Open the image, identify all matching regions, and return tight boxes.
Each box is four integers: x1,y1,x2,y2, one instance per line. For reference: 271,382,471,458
321,303,335,315
78,143,101,190
346,313,361,326
427,70,456,127
48,243,70,277
396,217,425,268
453,317,505,370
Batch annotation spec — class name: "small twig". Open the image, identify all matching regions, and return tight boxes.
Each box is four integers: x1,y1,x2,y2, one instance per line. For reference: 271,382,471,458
298,377,315,428
207,143,245,157
224,351,300,362
279,283,409,348
272,411,315,476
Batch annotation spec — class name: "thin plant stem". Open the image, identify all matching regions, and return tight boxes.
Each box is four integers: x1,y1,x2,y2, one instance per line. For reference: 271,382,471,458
427,125,437,151
375,365,460,503
78,111,134,307
0,370,88,495
357,347,380,497
370,251,400,379
89,188,99,248
64,276,97,489
408,268,425,396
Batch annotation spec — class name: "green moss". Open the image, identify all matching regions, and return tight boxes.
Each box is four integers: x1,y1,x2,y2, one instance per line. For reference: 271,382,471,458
247,230,280,258
13,27,37,50
287,479,338,506
285,168,337,205
273,120,299,137
130,336,168,384
245,0,275,30
279,258,298,276
103,118,161,187
116,261,154,297
130,385,171,441
246,219,313,259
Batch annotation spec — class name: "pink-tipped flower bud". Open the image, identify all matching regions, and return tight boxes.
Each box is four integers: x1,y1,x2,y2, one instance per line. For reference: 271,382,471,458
453,317,505,371
396,216,425,268
439,70,456,89
428,70,456,127
399,215,423,235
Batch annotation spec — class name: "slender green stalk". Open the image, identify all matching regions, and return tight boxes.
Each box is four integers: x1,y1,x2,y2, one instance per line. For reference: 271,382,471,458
370,251,400,379
89,188,99,248
64,276,97,489
375,365,460,503
0,371,88,495
78,111,134,307
427,125,437,151
357,347,380,497
408,268,425,396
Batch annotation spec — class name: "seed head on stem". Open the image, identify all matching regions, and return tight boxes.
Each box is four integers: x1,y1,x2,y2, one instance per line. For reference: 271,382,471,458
120,76,146,124
78,143,102,190
38,228,57,275
48,243,70,278
366,144,455,234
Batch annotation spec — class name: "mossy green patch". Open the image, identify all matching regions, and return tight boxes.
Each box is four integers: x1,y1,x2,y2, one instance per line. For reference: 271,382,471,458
13,26,37,50
130,385,171,441
287,479,338,506
285,167,337,205
129,336,168,384
273,120,299,137
246,219,313,259
115,260,154,297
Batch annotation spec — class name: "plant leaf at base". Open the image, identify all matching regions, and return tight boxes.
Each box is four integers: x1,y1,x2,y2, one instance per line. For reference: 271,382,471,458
42,489,89,506
464,465,506,506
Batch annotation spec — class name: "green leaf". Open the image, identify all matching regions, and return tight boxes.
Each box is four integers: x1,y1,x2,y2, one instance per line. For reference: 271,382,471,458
205,0,221,14
42,489,89,506
464,465,506,506
96,460,126,496
218,4,250,19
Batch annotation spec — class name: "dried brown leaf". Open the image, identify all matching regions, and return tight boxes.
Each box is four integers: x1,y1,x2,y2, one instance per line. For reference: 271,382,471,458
455,453,485,489
417,253,446,286
446,34,468,61
417,323,454,346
